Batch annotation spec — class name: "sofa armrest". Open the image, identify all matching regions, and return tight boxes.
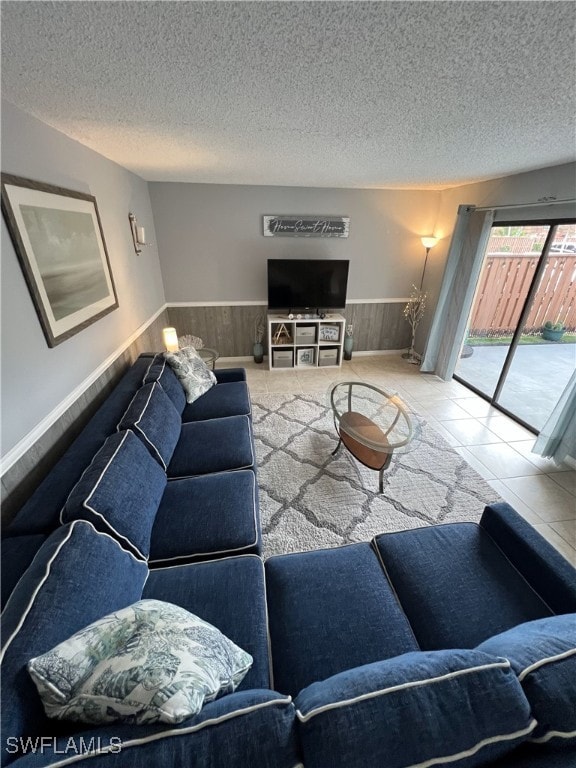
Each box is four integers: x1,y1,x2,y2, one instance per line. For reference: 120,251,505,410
4,691,297,768
215,368,247,383
480,502,576,614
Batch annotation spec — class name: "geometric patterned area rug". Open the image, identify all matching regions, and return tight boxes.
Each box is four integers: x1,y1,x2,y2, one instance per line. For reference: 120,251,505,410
251,392,502,558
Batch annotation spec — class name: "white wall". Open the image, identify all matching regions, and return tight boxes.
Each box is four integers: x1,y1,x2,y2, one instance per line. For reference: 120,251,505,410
149,183,441,303
1,101,166,456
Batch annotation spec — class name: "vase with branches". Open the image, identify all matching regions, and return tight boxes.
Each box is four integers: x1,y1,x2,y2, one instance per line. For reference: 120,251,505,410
403,285,426,364
343,323,354,360
253,315,265,363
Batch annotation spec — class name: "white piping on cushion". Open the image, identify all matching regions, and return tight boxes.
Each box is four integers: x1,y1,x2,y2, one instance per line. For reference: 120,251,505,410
518,646,576,682
142,355,166,386
39,696,294,768
147,552,263,573
80,432,147,561
530,728,576,743
402,720,536,768
296,659,512,722
116,381,166,472
148,470,259,564
0,524,74,660
0,521,144,659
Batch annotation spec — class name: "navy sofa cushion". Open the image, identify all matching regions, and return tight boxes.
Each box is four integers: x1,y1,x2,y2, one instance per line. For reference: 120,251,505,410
214,368,247,383
2,691,298,768
143,354,187,414
0,534,47,610
0,521,147,765
143,555,271,692
181,381,251,422
62,430,166,560
265,543,419,697
295,649,534,768
118,382,182,471
480,502,576,614
373,522,553,649
478,614,576,747
167,416,255,478
149,470,260,564
6,356,154,536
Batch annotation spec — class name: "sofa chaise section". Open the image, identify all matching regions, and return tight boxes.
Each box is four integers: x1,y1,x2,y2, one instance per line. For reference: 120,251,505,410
265,503,576,768
1,522,298,768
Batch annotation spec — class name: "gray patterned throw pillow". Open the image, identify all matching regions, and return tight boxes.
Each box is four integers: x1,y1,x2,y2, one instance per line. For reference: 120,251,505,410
164,346,217,404
27,600,252,725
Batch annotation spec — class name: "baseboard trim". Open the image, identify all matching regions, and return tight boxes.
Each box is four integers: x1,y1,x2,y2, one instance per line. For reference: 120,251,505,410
220,350,407,365
1,305,168,476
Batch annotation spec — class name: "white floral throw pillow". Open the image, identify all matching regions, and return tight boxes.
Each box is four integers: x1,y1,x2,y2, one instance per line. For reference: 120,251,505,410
164,346,217,404
27,600,252,725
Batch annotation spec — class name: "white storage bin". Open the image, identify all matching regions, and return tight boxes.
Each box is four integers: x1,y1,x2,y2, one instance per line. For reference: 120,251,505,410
295,326,316,345
272,349,294,368
319,348,339,366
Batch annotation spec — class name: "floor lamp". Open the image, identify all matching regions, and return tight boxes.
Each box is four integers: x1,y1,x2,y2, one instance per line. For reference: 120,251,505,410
403,236,438,363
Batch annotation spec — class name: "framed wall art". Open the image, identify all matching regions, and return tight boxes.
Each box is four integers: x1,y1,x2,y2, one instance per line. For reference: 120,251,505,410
296,347,316,367
1,173,119,347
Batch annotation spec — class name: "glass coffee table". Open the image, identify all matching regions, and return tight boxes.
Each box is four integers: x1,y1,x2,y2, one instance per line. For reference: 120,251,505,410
330,381,415,492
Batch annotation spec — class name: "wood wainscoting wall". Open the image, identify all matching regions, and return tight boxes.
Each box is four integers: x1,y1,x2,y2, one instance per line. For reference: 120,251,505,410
2,301,411,524
1,311,170,524
167,301,411,357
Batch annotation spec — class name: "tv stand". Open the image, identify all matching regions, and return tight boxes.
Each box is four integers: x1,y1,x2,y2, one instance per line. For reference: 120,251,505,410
267,313,346,370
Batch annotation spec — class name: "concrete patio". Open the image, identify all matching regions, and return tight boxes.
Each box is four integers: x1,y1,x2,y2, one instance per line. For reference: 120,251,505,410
455,342,576,431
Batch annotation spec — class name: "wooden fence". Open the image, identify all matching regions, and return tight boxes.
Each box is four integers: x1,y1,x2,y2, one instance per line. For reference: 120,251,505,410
469,254,576,335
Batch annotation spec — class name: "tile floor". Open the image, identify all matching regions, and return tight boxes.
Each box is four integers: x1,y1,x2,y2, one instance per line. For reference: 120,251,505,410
219,353,576,565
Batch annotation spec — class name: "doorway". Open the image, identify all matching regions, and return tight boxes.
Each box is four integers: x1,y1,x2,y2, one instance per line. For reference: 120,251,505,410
454,221,576,433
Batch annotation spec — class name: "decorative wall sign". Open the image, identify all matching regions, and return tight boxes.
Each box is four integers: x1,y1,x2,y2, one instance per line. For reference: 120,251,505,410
263,215,350,238
319,324,340,341
1,174,118,347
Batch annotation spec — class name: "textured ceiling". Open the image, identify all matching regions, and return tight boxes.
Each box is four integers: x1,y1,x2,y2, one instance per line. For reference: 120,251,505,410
1,1,575,189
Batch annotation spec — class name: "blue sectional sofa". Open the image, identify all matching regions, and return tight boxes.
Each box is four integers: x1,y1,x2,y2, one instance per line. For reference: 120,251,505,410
2,354,575,768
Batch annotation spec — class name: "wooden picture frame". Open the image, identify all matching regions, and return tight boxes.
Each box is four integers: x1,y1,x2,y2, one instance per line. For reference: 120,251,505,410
1,173,118,347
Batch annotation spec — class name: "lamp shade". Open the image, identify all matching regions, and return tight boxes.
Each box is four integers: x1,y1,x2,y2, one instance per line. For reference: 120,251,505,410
162,327,179,353
421,236,438,250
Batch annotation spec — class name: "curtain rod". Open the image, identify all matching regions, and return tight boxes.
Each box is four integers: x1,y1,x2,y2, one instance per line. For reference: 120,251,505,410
471,198,576,212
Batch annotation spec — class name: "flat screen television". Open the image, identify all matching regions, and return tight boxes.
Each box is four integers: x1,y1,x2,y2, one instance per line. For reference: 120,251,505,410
267,259,349,312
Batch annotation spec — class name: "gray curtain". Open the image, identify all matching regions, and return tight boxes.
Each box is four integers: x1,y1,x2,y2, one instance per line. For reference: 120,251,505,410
420,205,496,380
533,370,576,465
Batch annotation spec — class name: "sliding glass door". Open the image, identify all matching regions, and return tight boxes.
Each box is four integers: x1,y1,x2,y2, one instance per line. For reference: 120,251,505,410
455,221,576,432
